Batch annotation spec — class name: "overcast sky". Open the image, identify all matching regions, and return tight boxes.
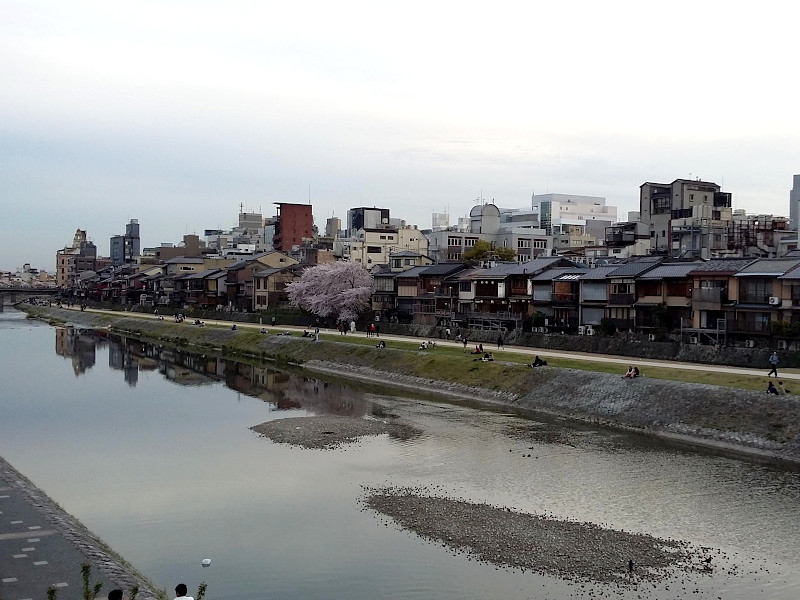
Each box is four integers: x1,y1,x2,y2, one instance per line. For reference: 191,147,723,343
3,1,800,272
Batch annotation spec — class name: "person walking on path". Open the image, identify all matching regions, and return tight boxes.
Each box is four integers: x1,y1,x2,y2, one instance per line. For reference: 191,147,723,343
497,334,504,350
768,351,779,378
462,337,468,352
350,320,356,334
314,325,320,342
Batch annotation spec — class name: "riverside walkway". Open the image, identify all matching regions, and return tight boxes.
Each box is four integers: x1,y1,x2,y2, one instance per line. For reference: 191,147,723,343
0,456,156,600
60,306,800,382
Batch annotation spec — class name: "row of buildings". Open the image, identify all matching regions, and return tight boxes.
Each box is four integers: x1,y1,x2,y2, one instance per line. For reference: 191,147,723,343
68,244,800,346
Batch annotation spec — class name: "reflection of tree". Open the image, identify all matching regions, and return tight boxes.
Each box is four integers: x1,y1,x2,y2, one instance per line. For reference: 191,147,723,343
282,377,367,416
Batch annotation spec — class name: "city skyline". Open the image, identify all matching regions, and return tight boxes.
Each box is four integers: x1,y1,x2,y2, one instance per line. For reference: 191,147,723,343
3,1,800,271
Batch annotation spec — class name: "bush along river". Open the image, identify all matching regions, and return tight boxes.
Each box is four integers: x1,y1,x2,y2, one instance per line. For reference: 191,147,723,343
1,307,800,599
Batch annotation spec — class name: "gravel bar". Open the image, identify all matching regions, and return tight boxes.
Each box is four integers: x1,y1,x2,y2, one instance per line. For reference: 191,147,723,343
251,415,420,449
363,488,707,586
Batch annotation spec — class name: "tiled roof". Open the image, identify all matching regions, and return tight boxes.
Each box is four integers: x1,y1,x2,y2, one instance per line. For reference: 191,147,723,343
419,262,468,276
735,258,800,277
532,267,587,281
687,258,756,274
394,266,430,279
163,256,204,264
607,257,664,278
579,265,620,280
638,263,704,279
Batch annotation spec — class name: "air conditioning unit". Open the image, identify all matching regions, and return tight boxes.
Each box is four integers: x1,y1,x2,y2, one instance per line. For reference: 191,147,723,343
585,326,595,336
746,339,756,348
689,336,699,344
769,296,781,306
578,326,586,335
648,334,656,342
778,340,788,350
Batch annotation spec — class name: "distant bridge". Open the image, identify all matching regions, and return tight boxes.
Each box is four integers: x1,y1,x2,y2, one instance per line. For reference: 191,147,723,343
0,287,61,308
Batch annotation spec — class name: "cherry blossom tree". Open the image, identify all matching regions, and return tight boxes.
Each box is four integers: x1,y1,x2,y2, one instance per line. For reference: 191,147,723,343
286,261,374,323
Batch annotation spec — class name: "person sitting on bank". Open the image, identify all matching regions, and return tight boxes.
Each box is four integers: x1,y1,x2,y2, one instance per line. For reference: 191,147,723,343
766,381,779,395
778,381,790,394
231,323,237,330
623,366,634,378
482,352,494,362
302,329,312,338
633,366,640,378
530,355,547,367
471,345,482,354
376,340,386,349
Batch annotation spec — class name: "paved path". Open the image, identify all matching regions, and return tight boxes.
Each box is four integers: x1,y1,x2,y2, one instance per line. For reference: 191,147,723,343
63,306,800,382
0,456,157,600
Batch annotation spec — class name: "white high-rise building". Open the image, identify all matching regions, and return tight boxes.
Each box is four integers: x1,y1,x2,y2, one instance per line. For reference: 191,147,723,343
531,193,617,239
790,174,800,229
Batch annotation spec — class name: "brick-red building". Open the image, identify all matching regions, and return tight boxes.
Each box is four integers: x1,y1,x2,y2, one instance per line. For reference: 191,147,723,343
273,203,313,251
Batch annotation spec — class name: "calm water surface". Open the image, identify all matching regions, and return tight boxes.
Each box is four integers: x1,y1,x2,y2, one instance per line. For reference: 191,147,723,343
1,308,799,599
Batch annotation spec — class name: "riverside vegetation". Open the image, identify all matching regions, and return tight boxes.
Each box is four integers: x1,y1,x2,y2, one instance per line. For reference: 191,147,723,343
19,305,800,463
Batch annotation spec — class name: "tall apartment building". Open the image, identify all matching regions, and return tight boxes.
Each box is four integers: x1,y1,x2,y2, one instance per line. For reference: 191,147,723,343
639,179,733,259
791,174,800,230
272,203,313,251
56,229,97,287
110,219,141,267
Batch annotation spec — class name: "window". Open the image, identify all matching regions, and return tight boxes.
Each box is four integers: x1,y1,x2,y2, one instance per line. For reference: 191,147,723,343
447,237,461,246
405,259,414,265
652,197,671,214
518,239,531,248
388,236,395,240
380,235,386,240
460,281,471,292
448,253,461,261
367,246,382,254
533,240,546,249
464,238,477,247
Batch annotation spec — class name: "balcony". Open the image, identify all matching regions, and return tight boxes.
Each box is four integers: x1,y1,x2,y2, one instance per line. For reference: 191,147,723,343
739,293,771,304
693,288,723,303
608,293,636,306
552,292,578,306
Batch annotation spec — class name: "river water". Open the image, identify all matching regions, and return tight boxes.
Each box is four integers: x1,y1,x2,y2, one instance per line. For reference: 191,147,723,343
1,308,799,600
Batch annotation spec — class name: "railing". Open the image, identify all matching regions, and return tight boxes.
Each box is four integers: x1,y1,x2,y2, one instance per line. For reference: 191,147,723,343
692,288,723,303
552,293,577,305
609,318,635,330
731,322,771,334
739,293,771,304
608,293,636,305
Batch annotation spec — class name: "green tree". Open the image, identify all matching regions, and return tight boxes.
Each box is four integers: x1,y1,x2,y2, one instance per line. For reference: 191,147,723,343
462,240,517,264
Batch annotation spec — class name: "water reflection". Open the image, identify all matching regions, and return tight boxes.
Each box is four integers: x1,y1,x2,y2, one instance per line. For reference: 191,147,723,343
1,314,799,599
57,327,368,415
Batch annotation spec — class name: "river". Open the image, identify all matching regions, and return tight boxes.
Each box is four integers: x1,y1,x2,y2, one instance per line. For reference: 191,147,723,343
1,308,799,599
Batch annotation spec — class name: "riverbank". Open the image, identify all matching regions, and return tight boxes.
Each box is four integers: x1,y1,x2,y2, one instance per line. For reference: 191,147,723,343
19,305,800,464
0,454,159,600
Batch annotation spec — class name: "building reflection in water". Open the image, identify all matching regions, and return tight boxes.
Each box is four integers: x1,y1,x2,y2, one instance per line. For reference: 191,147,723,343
53,328,365,413
55,327,98,376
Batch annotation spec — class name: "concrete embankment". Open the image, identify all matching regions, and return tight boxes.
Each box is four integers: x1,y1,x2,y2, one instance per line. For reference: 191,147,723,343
21,305,800,463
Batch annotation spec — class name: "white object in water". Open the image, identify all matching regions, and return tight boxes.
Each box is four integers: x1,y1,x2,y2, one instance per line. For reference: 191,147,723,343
201,558,211,567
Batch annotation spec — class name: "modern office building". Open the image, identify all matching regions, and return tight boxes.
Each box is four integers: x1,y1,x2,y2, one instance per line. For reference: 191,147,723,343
110,219,141,267
532,193,617,238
